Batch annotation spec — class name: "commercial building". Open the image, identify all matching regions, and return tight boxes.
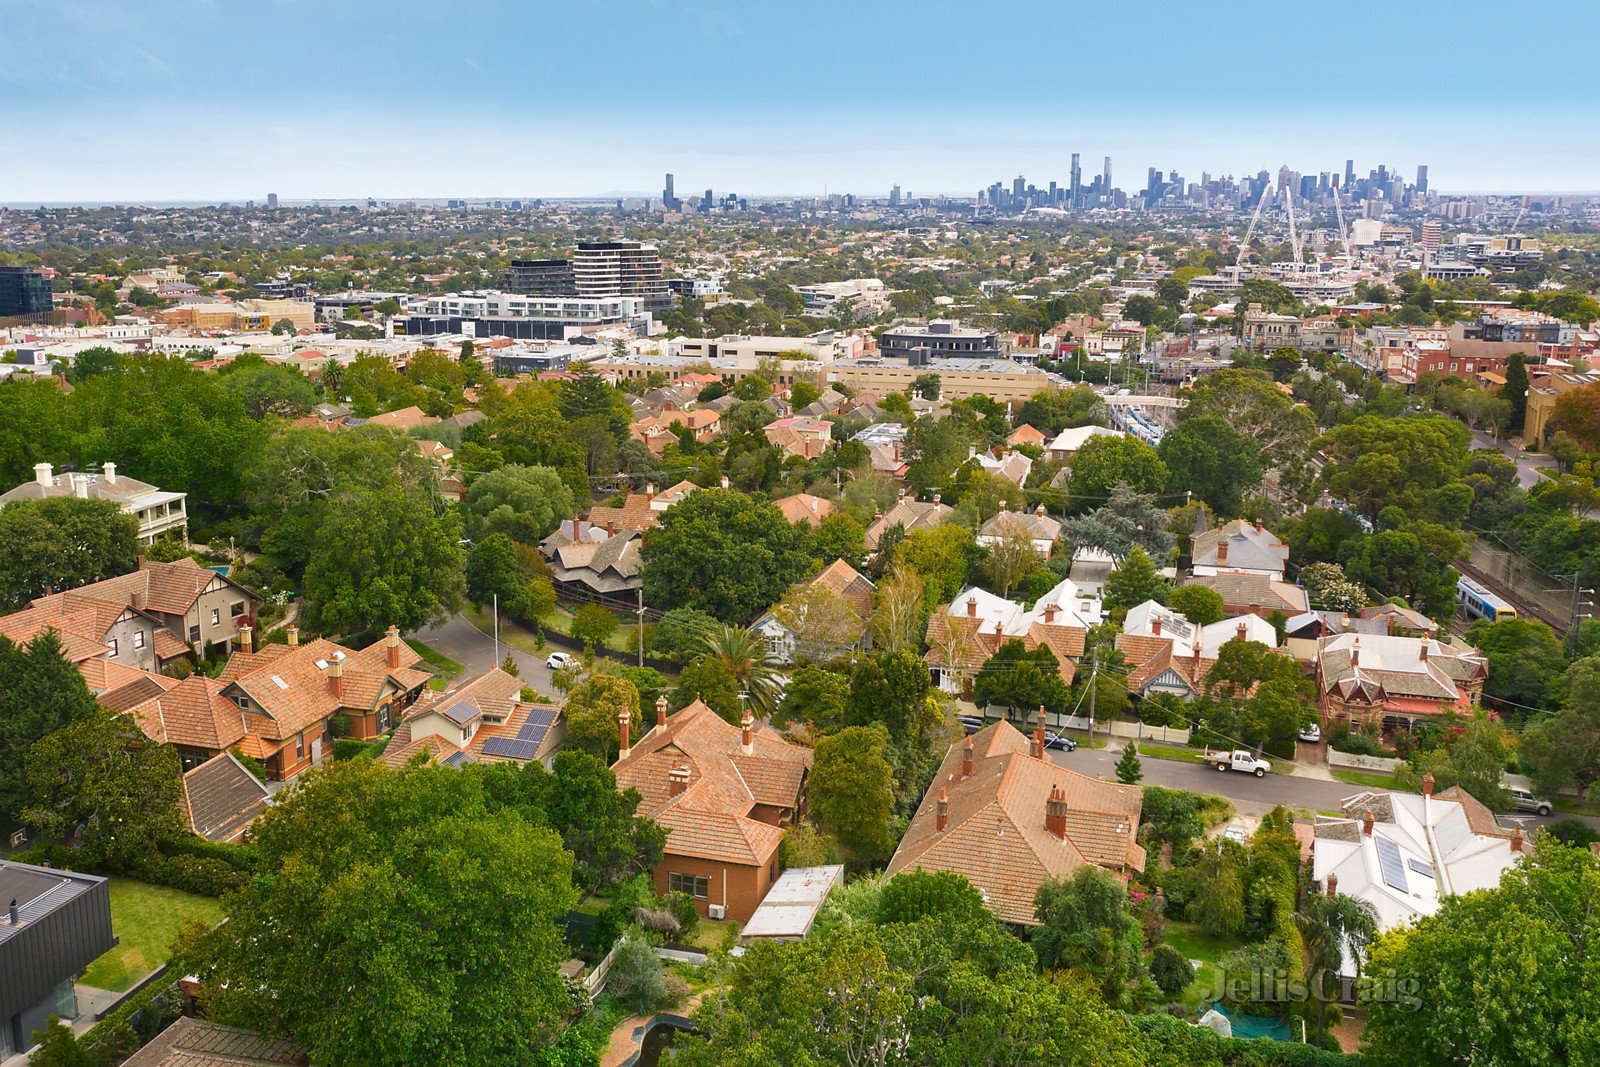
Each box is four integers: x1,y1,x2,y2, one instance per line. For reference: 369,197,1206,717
0,266,52,320
829,355,1052,404
0,860,116,1057
396,292,653,340
879,320,1002,361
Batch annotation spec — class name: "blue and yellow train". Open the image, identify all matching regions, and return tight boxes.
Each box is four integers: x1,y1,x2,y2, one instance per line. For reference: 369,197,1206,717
1457,576,1518,623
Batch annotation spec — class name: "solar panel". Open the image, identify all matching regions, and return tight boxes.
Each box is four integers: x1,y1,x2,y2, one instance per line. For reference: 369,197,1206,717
1374,837,1409,894
441,751,475,769
480,737,541,760
1407,858,1435,881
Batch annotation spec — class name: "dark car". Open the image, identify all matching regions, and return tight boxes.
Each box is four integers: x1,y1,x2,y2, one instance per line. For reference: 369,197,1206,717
958,715,986,735
1044,731,1077,752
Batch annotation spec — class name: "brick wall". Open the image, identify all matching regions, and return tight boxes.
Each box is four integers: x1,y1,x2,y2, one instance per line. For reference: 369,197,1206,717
652,852,776,924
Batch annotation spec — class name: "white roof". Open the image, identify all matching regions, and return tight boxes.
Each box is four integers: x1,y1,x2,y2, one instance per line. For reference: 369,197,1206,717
740,864,844,942
1046,424,1123,454
947,576,1103,636
1122,599,1277,657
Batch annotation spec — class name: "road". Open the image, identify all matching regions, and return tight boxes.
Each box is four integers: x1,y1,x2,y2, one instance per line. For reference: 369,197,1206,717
1047,740,1595,834
1470,429,1548,489
414,612,560,697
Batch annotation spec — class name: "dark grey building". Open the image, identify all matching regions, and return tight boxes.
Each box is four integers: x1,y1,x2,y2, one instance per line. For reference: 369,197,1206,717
879,320,1002,362
0,267,52,320
0,861,115,1057
503,259,577,295
494,348,575,376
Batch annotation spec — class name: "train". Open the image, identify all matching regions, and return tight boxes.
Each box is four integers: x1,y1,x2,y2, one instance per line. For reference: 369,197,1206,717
1457,575,1518,623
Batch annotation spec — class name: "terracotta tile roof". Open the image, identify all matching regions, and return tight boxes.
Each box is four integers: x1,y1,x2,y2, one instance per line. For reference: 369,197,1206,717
77,656,160,693
586,492,659,533
865,498,954,549
98,672,177,712
613,700,812,868
181,753,270,843
221,635,428,742
807,559,876,621
1114,633,1216,694
381,668,562,769
119,674,247,751
773,493,836,527
1006,424,1048,447
887,721,1145,925
924,612,1084,686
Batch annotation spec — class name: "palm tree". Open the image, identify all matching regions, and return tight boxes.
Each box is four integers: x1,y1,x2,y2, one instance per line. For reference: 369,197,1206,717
1295,890,1380,1046
697,624,782,719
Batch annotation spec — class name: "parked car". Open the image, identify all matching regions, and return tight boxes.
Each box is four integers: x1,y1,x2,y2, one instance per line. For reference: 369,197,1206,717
958,715,986,735
1043,731,1077,752
546,651,578,671
1510,787,1553,817
1298,723,1321,743
1206,749,1272,777
1222,824,1249,843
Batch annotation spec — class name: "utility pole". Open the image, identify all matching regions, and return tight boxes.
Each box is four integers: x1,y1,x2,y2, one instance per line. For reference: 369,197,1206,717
637,588,646,666
492,593,500,668
1087,648,1099,743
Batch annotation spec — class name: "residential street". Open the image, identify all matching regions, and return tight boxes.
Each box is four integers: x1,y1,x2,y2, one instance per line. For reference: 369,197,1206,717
1470,428,1548,489
414,612,560,698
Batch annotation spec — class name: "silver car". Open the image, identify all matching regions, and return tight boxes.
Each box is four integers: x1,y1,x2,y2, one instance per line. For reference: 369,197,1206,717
1509,787,1552,817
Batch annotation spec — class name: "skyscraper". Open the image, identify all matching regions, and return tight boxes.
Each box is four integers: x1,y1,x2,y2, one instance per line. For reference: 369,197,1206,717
266,192,278,210
889,183,901,207
1343,160,1355,190
1415,165,1429,194
0,266,53,320
663,173,678,211
1103,156,1112,196
1069,153,1082,209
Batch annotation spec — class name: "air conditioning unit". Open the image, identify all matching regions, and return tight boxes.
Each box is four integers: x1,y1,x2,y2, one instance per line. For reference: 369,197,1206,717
707,904,726,920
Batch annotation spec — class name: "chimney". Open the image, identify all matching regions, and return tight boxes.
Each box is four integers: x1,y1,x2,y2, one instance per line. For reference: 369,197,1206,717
646,483,656,505
967,595,978,618
239,625,253,654
962,736,974,777
668,764,691,797
1035,502,1046,517
932,492,941,504
1254,518,1263,533
103,461,118,484
1045,785,1068,839
720,474,730,490
935,786,949,831
1237,621,1248,642
618,707,632,759
72,474,89,499
1422,771,1435,798
656,694,668,729
1192,645,1202,678
1362,810,1374,836
286,625,299,647
1419,631,1430,661
329,656,343,700
6,898,16,926
386,625,400,669
1351,639,1360,668
1151,616,1162,637
34,462,52,487
1043,603,1056,624
1030,707,1046,758
741,709,754,755
1216,538,1228,564
893,443,901,463
898,486,907,500
1326,873,1338,898
1511,826,1524,853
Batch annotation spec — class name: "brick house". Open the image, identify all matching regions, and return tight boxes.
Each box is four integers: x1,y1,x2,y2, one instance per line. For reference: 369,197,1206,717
886,720,1145,927
1316,632,1486,735
217,625,431,780
763,416,833,460
98,672,247,771
611,698,812,922
380,667,566,769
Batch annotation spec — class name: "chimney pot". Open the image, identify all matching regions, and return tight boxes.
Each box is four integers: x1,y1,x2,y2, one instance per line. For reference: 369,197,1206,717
655,694,668,729
741,708,754,753
1422,771,1435,798
329,656,343,700
1043,603,1056,624
1237,621,1248,642
238,625,253,654
668,764,690,797
7,898,16,925
962,736,974,777
386,624,400,669
618,707,632,759
935,786,949,832
72,474,89,499
1362,810,1374,836
1151,616,1162,636
1511,826,1524,853
103,461,118,484
286,624,299,647
34,462,52,487
1254,518,1263,533
1035,502,1046,516
1217,538,1229,563
1045,785,1068,839
967,595,978,618
1326,873,1338,898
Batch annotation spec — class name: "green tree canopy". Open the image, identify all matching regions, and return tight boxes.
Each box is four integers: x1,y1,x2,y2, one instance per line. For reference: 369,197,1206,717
1102,546,1170,611
464,464,574,543
810,724,896,861
0,497,139,612
1158,415,1263,517
1066,435,1168,512
0,631,101,819
973,639,1072,715
1032,866,1152,1009
641,490,814,623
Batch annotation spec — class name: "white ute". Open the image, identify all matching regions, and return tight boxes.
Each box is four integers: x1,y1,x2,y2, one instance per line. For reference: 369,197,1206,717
1208,749,1272,777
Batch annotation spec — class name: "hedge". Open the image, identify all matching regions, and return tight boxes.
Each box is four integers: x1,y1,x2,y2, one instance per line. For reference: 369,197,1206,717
1129,1013,1359,1064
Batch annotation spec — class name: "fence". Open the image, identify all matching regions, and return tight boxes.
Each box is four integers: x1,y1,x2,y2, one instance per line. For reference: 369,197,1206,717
583,937,625,996
982,706,1189,745
1466,537,1582,635
1326,750,1403,773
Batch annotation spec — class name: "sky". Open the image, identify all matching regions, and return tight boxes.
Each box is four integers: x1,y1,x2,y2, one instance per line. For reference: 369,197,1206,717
3,0,1597,202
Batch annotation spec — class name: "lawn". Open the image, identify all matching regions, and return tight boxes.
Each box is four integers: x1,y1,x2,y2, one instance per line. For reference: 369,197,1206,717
79,878,226,992
404,637,464,677
1330,768,1402,790
688,917,738,952
1138,743,1210,766
1160,921,1244,1011
467,603,640,657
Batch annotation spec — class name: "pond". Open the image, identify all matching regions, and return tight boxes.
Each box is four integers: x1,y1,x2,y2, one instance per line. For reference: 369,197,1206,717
628,1016,694,1067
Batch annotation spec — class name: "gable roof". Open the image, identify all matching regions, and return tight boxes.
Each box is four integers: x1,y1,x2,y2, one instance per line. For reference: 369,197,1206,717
886,721,1144,926
773,492,836,527
1191,519,1290,574
1318,632,1484,707
117,673,248,751
2,558,254,646
220,635,430,742
1184,571,1308,614
612,699,812,867
119,1017,306,1067
181,752,271,843
865,497,953,549
380,667,560,769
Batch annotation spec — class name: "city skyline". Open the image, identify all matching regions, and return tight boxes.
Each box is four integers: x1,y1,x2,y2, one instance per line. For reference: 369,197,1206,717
3,0,1598,201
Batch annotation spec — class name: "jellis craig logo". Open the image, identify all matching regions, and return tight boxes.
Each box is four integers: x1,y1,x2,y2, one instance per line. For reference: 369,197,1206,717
1209,966,1423,1011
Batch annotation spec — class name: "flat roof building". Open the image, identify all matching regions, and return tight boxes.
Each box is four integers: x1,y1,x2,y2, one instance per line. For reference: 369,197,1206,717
0,860,115,1057
879,320,1002,362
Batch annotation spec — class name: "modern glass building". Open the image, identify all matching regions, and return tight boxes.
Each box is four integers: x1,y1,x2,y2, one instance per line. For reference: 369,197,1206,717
0,267,51,320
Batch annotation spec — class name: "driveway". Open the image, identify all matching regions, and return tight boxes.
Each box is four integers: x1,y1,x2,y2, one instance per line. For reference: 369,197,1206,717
413,612,559,697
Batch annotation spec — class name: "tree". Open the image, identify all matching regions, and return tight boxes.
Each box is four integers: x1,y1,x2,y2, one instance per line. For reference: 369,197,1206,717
641,491,814,623
908,373,942,401
23,709,184,869
464,464,574,543
874,870,990,926
1361,839,1596,1067
543,750,665,892
1295,891,1378,1046
177,759,578,1066
648,607,721,663
1167,584,1224,626
1149,944,1193,1000
671,655,742,723
1033,867,1151,1009
696,624,783,717
1059,483,1173,565
1016,385,1106,435
570,604,618,652
27,1017,95,1067
562,674,640,761
775,664,850,731
982,515,1040,597
1502,352,1530,434
1552,382,1600,450
1190,839,1248,938
1341,528,1461,621
1317,415,1470,521
1299,561,1367,613
812,512,867,569
0,631,100,817
1115,743,1143,784
891,524,978,606
810,725,896,861
1066,435,1168,510
1466,618,1567,712
1521,654,1600,800
773,581,868,662
0,497,139,612
1102,546,1169,611
218,357,319,420
270,317,296,335
1158,415,1263,517
465,533,554,620
973,639,1071,716
301,484,464,635
870,564,925,656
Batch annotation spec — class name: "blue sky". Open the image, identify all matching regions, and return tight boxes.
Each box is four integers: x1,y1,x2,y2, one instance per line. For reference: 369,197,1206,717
3,0,1596,201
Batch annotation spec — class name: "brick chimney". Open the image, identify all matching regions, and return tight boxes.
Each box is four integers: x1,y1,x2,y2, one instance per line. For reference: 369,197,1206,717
1511,826,1524,853
329,656,343,700
967,595,978,618
239,625,253,654
1043,603,1056,624
1151,616,1162,637
1035,502,1046,517
1216,538,1228,564
1362,810,1374,836
646,483,656,505
618,707,632,759
741,709,754,755
1422,771,1434,798
720,474,730,490
898,486,907,501
962,736,974,777
1045,785,1068,839
1351,639,1360,668
935,786,949,832
1326,873,1338,898
1030,707,1046,759
655,694,668,730
1254,518,1263,533
1237,621,1248,642
668,763,691,797
385,625,400,669
286,625,298,647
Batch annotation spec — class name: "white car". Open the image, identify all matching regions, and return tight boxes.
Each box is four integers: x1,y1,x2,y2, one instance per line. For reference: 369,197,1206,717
546,652,578,670
1298,724,1321,743
1223,824,1249,844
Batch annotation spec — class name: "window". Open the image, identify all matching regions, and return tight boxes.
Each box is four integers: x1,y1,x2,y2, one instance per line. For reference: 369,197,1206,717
133,631,145,650
108,638,119,658
668,872,709,899
295,733,305,761
189,625,200,643
210,608,220,625
231,601,246,618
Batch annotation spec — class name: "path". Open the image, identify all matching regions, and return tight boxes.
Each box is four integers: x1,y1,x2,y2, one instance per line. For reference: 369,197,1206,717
600,996,704,1067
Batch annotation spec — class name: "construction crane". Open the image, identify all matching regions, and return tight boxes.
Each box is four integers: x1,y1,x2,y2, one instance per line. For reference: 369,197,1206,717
1510,197,1527,235
1331,178,1352,262
1236,181,1272,271
1283,184,1303,266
